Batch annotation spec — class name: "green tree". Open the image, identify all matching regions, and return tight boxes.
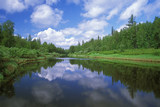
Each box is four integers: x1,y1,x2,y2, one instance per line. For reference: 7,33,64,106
0,24,3,45
2,20,15,47
28,34,32,42
152,17,160,48
127,14,136,27
111,26,114,35
69,46,75,53
31,39,39,49
48,43,56,53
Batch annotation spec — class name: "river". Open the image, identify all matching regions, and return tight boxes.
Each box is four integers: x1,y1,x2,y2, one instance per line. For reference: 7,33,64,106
0,58,160,107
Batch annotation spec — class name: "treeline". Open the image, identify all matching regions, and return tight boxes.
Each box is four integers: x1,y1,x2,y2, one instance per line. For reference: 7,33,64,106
69,15,160,53
0,20,65,54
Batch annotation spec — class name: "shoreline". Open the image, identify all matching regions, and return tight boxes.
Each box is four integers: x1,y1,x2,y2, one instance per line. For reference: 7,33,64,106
0,55,55,81
68,54,160,68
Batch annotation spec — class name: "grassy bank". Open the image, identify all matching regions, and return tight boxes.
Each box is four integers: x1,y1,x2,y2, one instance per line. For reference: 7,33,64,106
0,46,63,81
68,48,160,67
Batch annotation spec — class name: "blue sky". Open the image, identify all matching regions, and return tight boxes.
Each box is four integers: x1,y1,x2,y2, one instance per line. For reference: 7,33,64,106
0,0,160,48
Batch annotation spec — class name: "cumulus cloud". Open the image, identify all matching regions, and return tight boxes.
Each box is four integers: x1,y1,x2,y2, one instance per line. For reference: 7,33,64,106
0,0,26,13
62,28,82,36
31,4,63,28
0,0,46,13
34,18,108,48
35,28,77,48
120,0,148,20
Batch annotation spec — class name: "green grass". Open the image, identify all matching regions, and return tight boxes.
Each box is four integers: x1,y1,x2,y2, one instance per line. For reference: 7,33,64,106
69,48,160,67
95,58,160,68
89,53,160,60
81,48,160,60
89,48,160,55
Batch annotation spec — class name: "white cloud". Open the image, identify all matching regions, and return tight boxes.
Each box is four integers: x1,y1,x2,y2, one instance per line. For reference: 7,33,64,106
35,28,77,48
82,0,107,18
106,8,119,20
81,0,133,18
31,4,63,28
0,0,46,13
120,0,148,20
117,24,128,32
144,0,160,17
62,28,82,36
34,18,108,48
0,0,26,13
46,0,59,5
78,19,108,31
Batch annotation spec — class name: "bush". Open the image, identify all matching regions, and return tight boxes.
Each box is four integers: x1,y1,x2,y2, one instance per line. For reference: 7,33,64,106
9,47,23,58
0,46,10,58
21,49,38,58
153,51,160,56
0,73,3,80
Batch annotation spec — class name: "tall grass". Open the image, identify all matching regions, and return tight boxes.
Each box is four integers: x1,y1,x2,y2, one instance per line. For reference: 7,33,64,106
0,46,45,59
89,49,160,56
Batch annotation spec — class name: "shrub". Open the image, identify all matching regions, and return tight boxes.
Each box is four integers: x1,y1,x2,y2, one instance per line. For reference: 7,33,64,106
153,51,160,56
9,47,23,58
21,49,38,58
0,46,10,58
0,73,3,80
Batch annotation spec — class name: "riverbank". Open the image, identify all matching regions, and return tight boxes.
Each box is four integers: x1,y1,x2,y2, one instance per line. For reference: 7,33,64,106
68,49,160,67
0,46,64,81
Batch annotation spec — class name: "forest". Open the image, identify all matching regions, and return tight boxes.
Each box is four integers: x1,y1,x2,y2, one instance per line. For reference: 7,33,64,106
0,20,66,56
69,15,160,53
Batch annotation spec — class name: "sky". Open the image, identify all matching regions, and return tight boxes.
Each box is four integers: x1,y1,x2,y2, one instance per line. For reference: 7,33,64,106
0,0,160,49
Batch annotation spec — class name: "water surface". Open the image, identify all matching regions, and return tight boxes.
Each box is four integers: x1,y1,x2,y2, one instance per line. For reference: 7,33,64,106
0,58,160,107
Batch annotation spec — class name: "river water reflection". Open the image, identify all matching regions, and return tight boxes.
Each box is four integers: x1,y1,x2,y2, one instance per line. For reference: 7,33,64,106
0,58,160,107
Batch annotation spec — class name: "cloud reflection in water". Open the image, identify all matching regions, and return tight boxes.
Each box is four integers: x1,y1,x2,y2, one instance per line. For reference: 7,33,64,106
37,61,107,90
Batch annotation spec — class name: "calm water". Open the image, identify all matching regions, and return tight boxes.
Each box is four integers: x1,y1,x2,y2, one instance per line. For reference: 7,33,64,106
0,58,160,107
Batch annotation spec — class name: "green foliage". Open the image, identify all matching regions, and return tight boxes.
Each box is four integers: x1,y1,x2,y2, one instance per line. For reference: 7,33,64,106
89,49,160,56
153,51,160,56
20,49,38,58
69,16,160,53
2,20,15,47
0,73,3,80
69,46,75,53
0,46,10,58
127,14,136,27
152,17,160,49
0,24,3,45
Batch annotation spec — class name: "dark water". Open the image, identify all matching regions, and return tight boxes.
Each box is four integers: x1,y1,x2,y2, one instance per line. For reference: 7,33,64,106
0,58,160,107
